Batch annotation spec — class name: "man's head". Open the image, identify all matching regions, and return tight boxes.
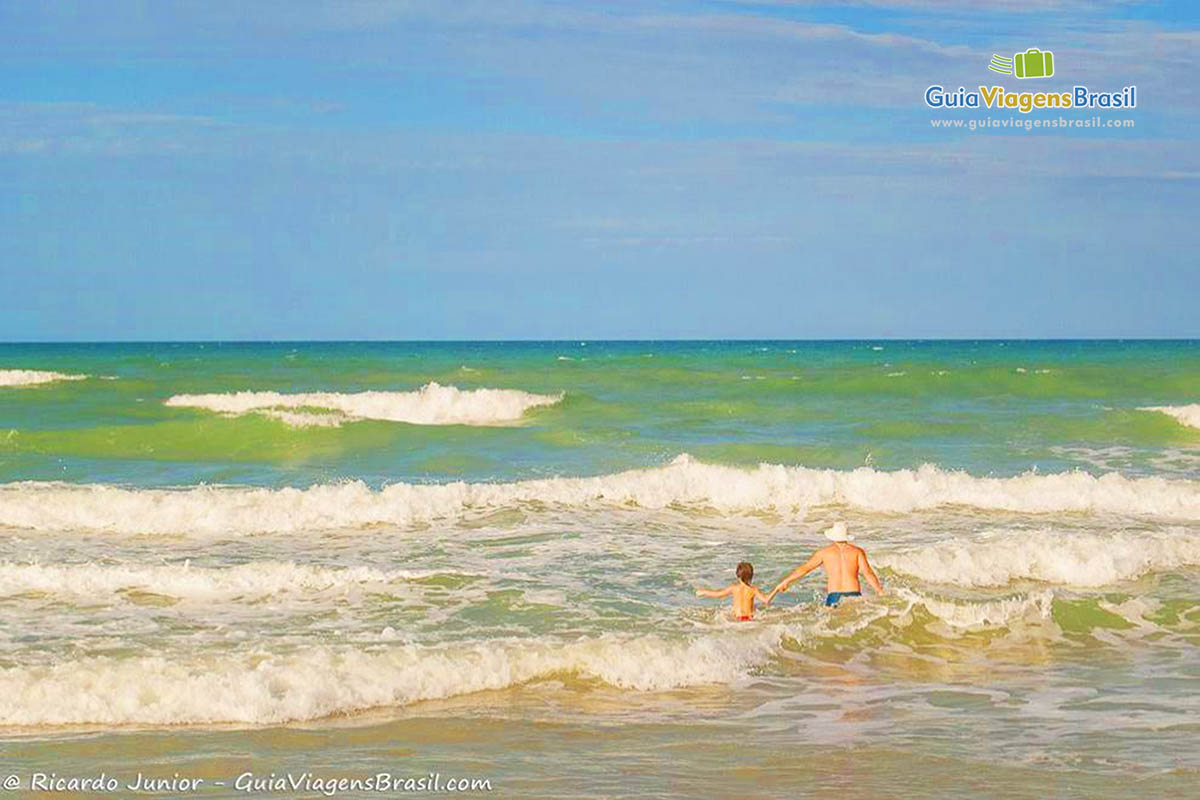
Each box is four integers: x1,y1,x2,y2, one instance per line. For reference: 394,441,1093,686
824,521,853,542
736,561,754,584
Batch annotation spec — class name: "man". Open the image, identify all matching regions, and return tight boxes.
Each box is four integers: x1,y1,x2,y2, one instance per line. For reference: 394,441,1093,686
771,522,884,606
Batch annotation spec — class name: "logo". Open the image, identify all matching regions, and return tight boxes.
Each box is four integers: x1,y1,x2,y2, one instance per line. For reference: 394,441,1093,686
924,44,1136,114
989,48,1055,79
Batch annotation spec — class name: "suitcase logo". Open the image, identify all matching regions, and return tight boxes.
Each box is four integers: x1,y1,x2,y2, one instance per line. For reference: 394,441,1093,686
988,48,1055,79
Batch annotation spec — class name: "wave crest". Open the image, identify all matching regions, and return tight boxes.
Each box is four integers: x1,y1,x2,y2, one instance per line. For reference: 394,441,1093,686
882,528,1200,587
0,561,466,601
163,382,563,427
3,456,1200,535
1143,404,1200,430
0,585,1173,726
0,631,780,725
0,370,88,388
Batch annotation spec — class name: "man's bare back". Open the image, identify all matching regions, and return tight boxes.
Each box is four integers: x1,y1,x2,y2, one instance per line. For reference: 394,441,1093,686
771,523,883,606
817,542,872,592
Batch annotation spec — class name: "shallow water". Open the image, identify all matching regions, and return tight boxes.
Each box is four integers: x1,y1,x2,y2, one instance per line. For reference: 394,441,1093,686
0,340,1197,795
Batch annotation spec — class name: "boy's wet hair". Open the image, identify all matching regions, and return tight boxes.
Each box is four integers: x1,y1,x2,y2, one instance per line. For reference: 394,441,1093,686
736,561,753,584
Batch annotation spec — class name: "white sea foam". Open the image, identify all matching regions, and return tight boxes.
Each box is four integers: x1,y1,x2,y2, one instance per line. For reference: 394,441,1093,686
0,561,462,602
0,572,1184,724
899,587,1054,628
1142,404,1200,430
882,528,1200,588
163,382,563,427
0,570,1183,728
258,409,346,428
3,456,1200,535
0,370,88,388
0,630,783,725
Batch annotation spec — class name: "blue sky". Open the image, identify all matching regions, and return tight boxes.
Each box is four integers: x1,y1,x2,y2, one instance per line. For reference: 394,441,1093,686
1,0,1197,340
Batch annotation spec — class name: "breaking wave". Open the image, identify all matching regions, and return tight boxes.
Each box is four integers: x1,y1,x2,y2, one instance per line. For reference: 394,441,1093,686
881,528,1200,588
1143,404,1200,430
0,630,781,725
0,560,471,602
2,455,1200,535
163,382,564,427
0,369,88,388
0,585,1177,726
899,588,1055,629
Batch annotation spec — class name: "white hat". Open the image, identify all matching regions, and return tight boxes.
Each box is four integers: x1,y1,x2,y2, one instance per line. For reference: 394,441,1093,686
824,521,853,542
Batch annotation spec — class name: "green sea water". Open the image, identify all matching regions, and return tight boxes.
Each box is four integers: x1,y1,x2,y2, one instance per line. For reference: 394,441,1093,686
0,340,1197,798
2,340,1198,485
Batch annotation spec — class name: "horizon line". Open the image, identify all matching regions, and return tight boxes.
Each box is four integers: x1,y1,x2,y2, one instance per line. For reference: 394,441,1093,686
1,337,1198,345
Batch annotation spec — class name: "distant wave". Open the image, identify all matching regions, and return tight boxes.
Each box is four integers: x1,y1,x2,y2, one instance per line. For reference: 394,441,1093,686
3,455,1199,535
0,561,472,602
881,528,1200,588
164,382,564,427
1142,404,1200,430
0,370,88,388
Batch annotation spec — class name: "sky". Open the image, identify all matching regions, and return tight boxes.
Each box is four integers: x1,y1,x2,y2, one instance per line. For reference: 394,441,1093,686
1,0,1197,340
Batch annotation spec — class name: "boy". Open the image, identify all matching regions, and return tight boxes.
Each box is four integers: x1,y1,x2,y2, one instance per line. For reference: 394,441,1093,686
772,522,884,606
696,561,774,621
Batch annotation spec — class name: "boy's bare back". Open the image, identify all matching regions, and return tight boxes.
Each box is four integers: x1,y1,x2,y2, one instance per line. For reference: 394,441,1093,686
728,581,766,618
696,561,773,620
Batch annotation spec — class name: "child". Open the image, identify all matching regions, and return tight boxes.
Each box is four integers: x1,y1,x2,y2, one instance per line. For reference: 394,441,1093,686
696,561,775,621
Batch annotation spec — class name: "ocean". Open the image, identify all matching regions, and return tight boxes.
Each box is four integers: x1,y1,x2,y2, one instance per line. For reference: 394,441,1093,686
0,340,1197,798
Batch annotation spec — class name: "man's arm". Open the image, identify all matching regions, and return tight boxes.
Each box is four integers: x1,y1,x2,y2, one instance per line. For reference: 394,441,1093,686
696,583,735,598
858,550,884,595
773,550,824,595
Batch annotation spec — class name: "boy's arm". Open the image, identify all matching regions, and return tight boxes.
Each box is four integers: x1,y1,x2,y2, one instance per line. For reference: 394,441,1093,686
858,550,884,595
773,551,823,594
696,584,735,598
755,586,775,606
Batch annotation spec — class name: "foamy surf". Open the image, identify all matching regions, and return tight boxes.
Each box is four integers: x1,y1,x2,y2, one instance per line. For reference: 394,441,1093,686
0,587,1174,726
0,369,88,388
0,561,470,602
2,547,1186,608
880,528,1200,588
3,455,1200,535
1142,404,1200,430
896,587,1055,629
163,382,563,427
0,631,783,725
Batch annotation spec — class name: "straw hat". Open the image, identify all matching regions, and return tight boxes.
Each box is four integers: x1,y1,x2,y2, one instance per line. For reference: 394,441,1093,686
823,521,853,542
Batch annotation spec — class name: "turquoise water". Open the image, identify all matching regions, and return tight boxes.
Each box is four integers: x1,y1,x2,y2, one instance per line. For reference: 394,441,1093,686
2,340,1198,486
0,340,1197,797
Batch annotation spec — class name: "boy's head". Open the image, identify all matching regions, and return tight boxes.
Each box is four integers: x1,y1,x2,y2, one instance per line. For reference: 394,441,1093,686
736,561,754,584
